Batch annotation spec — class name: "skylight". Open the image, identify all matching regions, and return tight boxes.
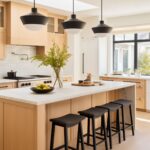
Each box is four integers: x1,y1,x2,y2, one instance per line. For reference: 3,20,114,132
25,0,97,12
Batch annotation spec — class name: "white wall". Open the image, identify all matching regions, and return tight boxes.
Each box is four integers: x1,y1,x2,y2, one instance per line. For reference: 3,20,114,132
0,45,51,78
65,34,81,82
80,16,109,79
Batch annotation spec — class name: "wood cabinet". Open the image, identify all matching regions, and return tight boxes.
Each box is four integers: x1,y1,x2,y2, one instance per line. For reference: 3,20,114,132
4,102,36,150
0,82,17,90
101,76,146,110
0,2,6,59
0,29,5,59
63,75,73,82
0,101,3,150
45,14,67,54
0,1,67,57
6,2,48,46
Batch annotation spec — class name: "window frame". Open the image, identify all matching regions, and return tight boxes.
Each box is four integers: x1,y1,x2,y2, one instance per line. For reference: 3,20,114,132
113,33,150,73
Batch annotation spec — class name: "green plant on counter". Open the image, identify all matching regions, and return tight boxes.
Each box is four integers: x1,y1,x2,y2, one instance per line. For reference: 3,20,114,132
32,42,71,88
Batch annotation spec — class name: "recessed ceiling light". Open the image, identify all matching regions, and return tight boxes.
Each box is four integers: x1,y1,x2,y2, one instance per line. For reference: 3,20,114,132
25,0,97,12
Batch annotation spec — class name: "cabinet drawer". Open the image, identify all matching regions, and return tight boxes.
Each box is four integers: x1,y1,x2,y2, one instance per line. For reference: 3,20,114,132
0,83,14,89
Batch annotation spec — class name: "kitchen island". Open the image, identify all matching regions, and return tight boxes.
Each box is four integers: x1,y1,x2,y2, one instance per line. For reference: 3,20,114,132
0,81,136,150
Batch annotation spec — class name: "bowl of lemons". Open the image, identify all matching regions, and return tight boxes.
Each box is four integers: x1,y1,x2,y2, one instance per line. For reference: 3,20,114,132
31,83,54,94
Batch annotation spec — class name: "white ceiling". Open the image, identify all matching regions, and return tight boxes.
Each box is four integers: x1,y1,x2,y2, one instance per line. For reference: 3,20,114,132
8,0,150,18
80,0,150,18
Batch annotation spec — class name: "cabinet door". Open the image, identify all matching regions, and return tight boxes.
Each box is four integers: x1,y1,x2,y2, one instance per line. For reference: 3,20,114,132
0,30,5,59
7,2,47,46
4,103,36,150
0,6,4,27
0,101,3,150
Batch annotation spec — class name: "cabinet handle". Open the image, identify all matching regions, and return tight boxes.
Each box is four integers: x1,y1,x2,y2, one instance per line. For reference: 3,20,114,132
0,86,9,89
138,97,142,101
137,85,143,88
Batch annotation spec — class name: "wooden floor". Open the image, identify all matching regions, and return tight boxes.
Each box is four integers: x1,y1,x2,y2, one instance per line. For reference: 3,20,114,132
83,111,150,150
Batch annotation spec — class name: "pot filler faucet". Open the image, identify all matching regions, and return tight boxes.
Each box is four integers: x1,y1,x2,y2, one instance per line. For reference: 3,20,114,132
11,52,29,60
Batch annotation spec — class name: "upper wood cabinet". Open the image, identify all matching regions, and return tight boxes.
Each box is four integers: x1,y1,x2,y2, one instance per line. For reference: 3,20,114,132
45,14,67,54
0,6,4,28
6,2,48,46
47,16,65,34
0,2,6,59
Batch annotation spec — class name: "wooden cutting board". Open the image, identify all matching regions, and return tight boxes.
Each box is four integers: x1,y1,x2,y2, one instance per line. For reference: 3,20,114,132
71,82,95,86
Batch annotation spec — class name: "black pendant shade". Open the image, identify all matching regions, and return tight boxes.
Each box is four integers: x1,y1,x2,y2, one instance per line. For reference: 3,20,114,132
21,8,48,26
92,20,112,34
20,0,48,30
62,14,86,30
62,0,86,32
92,0,112,36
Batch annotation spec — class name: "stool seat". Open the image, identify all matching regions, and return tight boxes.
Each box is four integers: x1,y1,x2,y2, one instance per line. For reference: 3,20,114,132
50,114,85,127
79,107,107,118
97,102,121,111
113,99,132,106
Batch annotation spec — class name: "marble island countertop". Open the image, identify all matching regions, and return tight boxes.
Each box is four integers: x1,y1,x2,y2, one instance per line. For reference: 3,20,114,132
0,81,135,105
101,74,150,80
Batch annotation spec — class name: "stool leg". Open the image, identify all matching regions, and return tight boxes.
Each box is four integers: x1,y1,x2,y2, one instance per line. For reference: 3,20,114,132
129,104,135,136
92,117,96,150
50,123,55,150
102,115,108,150
77,124,80,150
64,127,68,150
108,111,112,149
101,116,104,135
117,109,121,144
121,106,126,141
79,122,85,150
87,118,90,145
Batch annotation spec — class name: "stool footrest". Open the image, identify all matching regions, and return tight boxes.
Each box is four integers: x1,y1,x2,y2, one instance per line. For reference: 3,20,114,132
53,145,76,150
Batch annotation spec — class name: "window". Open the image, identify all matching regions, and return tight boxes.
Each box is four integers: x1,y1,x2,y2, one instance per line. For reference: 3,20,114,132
113,32,150,75
137,33,150,40
114,43,134,72
138,42,150,75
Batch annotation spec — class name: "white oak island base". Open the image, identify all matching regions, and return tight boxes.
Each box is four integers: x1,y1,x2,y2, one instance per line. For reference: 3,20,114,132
0,82,136,150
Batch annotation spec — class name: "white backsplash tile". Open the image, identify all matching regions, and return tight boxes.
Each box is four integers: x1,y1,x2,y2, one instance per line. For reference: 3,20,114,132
0,45,52,78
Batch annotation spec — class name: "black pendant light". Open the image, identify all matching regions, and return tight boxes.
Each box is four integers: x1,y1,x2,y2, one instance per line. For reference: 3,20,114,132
20,0,48,31
92,0,112,37
62,0,86,34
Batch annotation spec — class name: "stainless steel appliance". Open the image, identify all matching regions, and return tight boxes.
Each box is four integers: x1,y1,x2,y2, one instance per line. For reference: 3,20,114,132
4,75,52,88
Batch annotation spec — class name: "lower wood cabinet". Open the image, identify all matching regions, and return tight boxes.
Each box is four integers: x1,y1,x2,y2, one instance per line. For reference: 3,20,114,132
0,82,17,89
4,102,37,150
0,101,3,150
101,76,146,110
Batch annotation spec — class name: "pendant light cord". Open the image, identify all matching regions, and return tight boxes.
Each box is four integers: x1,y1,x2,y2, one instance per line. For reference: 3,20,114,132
101,0,103,21
73,0,75,14
34,0,35,8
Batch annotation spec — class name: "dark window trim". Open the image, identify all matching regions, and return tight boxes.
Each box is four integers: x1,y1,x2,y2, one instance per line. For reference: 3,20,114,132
113,33,150,72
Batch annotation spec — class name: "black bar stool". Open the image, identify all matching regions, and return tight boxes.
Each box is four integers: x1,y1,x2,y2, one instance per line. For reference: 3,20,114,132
96,102,122,149
79,107,108,150
50,114,85,150
112,99,135,141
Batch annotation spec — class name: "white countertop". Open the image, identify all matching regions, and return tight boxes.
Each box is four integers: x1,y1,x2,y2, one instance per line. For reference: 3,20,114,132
0,81,135,105
101,75,150,80
0,79,17,84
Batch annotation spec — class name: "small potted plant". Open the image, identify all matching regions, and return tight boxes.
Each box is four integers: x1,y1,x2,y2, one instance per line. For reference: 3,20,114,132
32,42,71,88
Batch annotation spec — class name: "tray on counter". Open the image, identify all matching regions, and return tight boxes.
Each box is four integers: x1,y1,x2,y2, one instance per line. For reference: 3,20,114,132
71,82,95,86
